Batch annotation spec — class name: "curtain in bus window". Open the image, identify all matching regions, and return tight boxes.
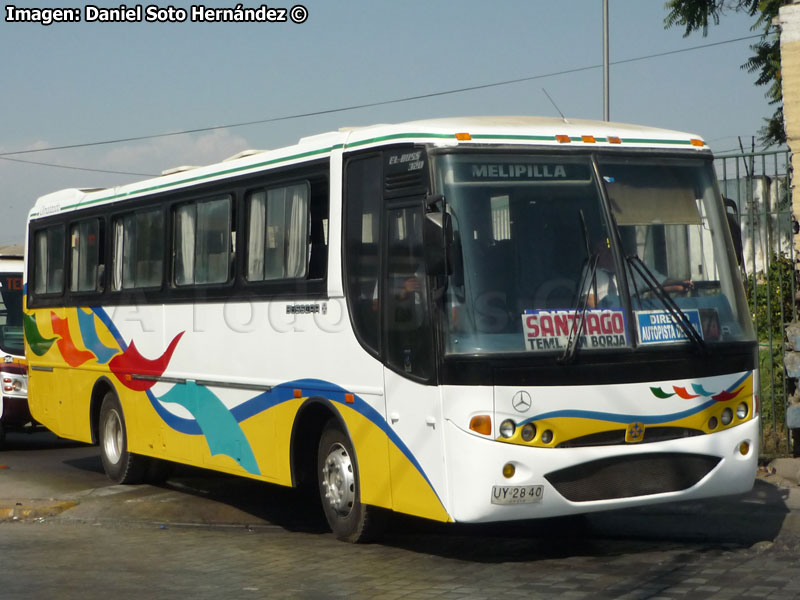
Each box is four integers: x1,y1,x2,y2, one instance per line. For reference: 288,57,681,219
34,231,48,294
175,205,196,285
247,191,266,280
122,214,137,289
265,188,288,279
286,184,308,279
112,220,124,291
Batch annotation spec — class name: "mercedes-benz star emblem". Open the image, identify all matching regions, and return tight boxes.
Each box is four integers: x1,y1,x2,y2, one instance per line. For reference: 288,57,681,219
512,391,532,413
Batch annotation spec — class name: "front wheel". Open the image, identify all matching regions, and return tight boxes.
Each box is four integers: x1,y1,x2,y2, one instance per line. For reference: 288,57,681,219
317,420,383,542
98,392,147,484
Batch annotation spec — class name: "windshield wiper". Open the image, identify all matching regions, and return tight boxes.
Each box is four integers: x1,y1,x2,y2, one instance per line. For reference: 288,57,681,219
626,256,707,354
558,253,598,364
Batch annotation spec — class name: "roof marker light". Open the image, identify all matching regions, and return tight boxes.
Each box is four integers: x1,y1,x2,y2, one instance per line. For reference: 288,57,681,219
581,135,596,143
690,138,705,147
555,135,571,143
607,136,622,144
455,132,472,141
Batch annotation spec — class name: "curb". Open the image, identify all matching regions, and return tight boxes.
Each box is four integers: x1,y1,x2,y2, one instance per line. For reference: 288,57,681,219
0,499,79,521
768,458,800,485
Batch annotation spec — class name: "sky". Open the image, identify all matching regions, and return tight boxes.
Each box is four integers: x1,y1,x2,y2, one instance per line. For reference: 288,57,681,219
0,0,777,245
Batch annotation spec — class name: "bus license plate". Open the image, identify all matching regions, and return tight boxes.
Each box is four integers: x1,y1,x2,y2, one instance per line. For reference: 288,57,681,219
491,485,544,505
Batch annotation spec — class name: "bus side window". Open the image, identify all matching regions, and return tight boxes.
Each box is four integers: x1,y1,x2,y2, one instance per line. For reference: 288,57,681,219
112,208,164,291
174,196,232,286
33,225,65,296
345,156,382,356
246,182,310,281
70,218,103,293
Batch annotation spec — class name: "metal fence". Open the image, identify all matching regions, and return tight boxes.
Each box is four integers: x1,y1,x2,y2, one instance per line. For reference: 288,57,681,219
715,149,795,455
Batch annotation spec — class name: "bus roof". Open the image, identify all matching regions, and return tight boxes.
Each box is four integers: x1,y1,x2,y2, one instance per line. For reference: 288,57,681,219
29,116,709,219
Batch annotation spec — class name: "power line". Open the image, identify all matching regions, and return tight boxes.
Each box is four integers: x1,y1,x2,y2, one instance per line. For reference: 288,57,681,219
0,33,762,161
0,155,156,177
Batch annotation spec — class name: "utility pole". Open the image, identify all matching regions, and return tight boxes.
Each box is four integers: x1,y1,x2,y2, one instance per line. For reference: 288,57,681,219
603,0,610,121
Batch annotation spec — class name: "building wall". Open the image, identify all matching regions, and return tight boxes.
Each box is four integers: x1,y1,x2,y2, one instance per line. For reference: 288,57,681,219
780,3,800,257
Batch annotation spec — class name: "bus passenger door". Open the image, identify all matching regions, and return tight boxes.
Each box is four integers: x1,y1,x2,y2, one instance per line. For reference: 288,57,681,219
382,204,448,522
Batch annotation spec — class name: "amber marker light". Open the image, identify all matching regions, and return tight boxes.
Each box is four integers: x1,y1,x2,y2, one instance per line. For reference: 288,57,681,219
345,393,355,404
581,135,596,143
607,136,622,144
690,138,705,147
555,134,571,143
739,441,750,455
469,415,492,435
293,389,302,398
502,463,515,478
455,132,472,141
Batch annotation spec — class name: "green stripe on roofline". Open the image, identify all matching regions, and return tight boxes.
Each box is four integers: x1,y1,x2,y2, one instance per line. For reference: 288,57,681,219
33,132,457,216
343,132,455,148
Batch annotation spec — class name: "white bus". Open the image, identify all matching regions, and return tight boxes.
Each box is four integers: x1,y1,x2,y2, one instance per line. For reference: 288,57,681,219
24,117,758,541
0,249,29,447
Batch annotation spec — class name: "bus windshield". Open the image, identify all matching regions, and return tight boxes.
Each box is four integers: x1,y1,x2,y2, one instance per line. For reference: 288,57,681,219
0,272,24,356
433,152,755,355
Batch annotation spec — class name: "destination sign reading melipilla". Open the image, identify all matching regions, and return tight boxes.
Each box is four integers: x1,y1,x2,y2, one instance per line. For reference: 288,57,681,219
453,161,593,183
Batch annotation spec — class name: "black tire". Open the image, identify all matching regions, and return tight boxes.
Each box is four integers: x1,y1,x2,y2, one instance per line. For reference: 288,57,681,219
317,419,383,542
0,421,5,449
98,392,147,484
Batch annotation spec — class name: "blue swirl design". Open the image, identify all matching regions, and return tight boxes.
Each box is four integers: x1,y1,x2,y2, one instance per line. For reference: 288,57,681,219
76,308,119,364
89,307,438,496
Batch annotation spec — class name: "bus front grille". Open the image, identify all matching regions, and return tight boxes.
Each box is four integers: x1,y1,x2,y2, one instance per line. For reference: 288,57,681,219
544,453,720,502
557,427,705,448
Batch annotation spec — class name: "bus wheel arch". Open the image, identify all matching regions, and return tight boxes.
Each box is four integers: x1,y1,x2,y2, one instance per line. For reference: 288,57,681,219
289,398,338,491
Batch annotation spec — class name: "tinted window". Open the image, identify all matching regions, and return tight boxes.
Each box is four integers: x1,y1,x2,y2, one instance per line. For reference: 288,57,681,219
70,219,101,293
33,226,65,295
246,183,309,281
345,156,382,354
112,208,163,290
174,196,231,286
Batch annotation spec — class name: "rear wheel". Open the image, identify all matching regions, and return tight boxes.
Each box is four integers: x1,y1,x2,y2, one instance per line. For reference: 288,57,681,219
317,420,383,542
98,392,147,484
0,421,5,449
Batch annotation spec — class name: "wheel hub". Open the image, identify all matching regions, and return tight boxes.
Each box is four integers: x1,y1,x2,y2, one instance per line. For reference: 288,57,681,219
321,442,355,515
103,410,123,465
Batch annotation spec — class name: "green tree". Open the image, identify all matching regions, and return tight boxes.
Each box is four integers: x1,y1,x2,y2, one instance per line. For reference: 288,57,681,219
664,0,790,146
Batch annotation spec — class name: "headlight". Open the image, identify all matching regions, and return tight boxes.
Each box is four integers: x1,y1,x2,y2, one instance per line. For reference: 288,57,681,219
499,419,516,438
736,402,749,420
721,407,733,426
520,423,536,442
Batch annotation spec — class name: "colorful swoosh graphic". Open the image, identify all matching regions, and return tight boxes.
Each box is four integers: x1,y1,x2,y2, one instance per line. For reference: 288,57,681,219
157,381,260,475
529,371,753,427
650,371,750,403
109,331,184,391
51,313,96,367
76,308,119,364
23,313,57,356
30,304,443,504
